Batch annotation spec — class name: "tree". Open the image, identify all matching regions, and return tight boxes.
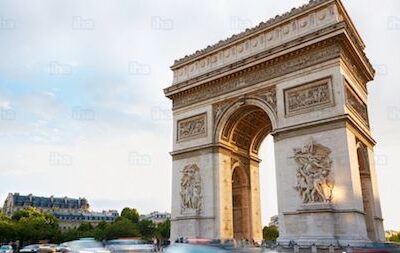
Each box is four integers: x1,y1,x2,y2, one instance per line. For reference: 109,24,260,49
77,222,94,232
155,219,170,240
138,219,156,240
0,211,17,243
388,232,400,242
120,208,140,224
93,221,108,240
263,225,279,241
104,217,140,239
12,207,60,244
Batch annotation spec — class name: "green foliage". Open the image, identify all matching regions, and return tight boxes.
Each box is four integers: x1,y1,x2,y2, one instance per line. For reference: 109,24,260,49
0,211,17,242
262,225,279,241
155,219,170,240
387,232,400,242
104,217,140,239
138,219,156,240
0,207,170,244
120,208,140,224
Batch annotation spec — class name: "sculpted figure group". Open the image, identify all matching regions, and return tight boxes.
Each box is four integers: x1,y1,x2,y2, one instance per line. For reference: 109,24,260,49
180,164,203,214
293,140,334,203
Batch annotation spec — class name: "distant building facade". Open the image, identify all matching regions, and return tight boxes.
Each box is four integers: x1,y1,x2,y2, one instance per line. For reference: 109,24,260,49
2,193,118,230
140,211,170,224
55,210,119,230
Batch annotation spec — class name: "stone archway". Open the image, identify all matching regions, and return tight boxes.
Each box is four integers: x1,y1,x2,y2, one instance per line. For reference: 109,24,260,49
231,165,250,240
165,0,385,246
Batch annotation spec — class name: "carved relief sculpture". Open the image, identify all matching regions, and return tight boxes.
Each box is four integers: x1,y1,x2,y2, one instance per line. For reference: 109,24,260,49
292,139,334,203
264,90,277,112
180,164,202,215
214,100,233,123
285,78,334,116
345,83,369,127
177,113,207,142
169,43,341,109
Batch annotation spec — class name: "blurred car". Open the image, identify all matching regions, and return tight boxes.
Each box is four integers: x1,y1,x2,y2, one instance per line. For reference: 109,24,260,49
20,245,40,253
20,245,56,253
105,239,155,253
61,239,110,253
164,244,230,253
0,245,13,253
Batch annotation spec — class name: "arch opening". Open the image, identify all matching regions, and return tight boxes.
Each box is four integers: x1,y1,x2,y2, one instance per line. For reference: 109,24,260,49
220,104,273,156
356,143,377,241
232,166,251,240
219,104,275,241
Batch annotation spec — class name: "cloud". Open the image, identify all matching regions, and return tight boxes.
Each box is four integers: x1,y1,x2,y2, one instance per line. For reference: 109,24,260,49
0,0,399,229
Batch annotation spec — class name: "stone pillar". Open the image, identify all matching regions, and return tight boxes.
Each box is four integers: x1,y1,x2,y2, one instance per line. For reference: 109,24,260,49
274,126,380,246
249,159,263,243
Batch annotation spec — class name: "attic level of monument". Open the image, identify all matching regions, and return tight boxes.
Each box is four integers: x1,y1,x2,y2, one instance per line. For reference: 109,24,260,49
171,0,365,67
166,36,370,111
164,0,374,100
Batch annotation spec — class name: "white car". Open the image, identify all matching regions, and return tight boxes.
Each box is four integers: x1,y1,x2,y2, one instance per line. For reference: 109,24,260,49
61,239,110,253
19,245,40,253
0,245,13,253
106,239,155,253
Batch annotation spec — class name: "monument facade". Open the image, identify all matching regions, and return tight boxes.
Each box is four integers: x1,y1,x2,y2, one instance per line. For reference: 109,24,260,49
164,0,385,246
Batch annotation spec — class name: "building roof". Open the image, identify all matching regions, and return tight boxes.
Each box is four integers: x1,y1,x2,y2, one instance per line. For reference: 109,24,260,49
11,193,88,209
54,210,119,221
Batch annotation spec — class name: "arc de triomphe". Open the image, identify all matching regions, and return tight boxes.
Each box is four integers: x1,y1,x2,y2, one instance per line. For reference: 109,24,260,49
164,0,385,246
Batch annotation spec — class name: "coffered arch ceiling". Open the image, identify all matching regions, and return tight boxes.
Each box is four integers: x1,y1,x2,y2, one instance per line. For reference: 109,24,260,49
220,105,272,155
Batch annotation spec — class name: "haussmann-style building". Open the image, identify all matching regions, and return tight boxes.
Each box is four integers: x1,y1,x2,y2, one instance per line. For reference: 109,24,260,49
2,193,119,230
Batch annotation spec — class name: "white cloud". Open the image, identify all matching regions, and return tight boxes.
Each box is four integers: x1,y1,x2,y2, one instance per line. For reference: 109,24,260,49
0,0,399,230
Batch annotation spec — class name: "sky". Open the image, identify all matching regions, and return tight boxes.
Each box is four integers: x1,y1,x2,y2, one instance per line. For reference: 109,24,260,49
0,0,399,230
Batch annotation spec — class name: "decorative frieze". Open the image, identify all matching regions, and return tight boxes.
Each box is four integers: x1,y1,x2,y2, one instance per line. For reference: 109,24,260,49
172,43,341,109
284,77,334,117
180,164,202,215
292,139,334,204
177,113,207,142
345,83,369,127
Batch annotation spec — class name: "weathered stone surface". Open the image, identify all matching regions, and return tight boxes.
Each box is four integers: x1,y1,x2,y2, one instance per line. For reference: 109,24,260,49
165,0,384,246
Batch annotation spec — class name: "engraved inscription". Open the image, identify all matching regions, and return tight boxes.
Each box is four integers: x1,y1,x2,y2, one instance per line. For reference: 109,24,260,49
177,113,207,142
285,78,334,116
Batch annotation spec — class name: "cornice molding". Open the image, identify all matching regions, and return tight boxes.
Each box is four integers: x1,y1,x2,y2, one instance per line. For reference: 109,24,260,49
171,0,336,68
168,38,342,109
